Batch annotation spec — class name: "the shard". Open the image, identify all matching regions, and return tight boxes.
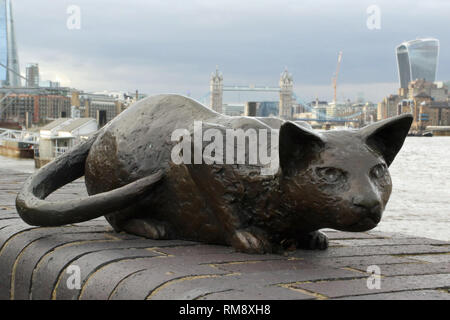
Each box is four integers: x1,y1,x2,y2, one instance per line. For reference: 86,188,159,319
0,0,20,87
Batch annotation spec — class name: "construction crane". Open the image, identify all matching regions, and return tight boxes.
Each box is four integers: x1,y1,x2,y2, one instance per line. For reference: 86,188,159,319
332,51,343,103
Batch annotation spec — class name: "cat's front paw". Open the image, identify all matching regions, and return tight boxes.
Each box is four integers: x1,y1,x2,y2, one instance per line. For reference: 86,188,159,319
230,228,272,254
296,231,329,250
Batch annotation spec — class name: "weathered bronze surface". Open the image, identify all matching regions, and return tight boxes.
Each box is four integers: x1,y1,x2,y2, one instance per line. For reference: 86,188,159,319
16,94,413,253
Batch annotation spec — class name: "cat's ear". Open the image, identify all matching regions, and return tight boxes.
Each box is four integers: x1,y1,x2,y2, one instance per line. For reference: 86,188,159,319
279,121,325,175
359,114,413,167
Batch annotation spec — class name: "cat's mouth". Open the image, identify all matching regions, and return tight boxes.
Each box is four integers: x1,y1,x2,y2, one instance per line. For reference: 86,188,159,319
340,205,382,232
345,216,379,232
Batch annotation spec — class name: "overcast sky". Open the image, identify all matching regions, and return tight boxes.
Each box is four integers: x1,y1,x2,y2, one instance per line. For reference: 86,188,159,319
12,0,450,103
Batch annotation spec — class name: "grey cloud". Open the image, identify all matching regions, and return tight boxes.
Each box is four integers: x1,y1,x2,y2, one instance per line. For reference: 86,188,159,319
12,0,450,102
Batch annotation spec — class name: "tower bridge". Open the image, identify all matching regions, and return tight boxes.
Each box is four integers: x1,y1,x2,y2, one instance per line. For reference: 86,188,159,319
209,67,294,118
207,67,363,123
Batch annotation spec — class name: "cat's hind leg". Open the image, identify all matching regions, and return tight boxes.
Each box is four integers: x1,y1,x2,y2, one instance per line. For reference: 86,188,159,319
122,218,175,240
230,227,273,254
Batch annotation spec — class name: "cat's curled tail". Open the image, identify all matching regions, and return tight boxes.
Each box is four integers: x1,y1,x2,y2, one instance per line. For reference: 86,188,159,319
16,133,163,227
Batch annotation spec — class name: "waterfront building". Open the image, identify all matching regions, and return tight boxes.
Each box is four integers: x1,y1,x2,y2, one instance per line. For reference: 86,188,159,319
396,38,439,89
223,103,245,116
0,0,20,87
362,102,378,124
0,87,72,126
25,63,39,88
325,101,355,119
427,102,450,127
378,79,450,133
378,94,402,121
407,79,448,101
39,80,60,88
77,92,125,127
92,90,143,104
34,117,98,168
307,100,328,121
244,101,258,116
257,101,279,117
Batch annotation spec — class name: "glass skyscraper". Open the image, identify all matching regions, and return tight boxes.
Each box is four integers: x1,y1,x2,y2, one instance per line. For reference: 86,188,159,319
0,0,20,87
396,38,439,89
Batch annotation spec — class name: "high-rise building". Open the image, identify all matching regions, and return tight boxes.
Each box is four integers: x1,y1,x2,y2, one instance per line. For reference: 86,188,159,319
396,38,439,89
0,0,20,87
26,63,39,87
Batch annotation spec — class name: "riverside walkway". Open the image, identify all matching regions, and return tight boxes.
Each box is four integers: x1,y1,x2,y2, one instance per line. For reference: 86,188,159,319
0,169,449,300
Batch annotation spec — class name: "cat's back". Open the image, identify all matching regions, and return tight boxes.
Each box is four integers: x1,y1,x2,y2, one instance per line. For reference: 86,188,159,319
85,95,221,193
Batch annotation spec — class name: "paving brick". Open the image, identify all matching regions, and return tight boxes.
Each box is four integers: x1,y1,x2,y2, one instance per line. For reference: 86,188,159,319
0,223,36,251
239,268,366,285
81,255,235,300
336,290,450,300
9,233,117,300
150,275,313,300
0,219,18,229
288,244,450,259
292,274,450,298
79,256,171,300
71,218,112,229
0,226,122,298
108,260,229,300
213,259,314,274
301,255,418,269
322,231,384,240
198,287,313,300
158,244,237,256
368,231,415,238
0,227,88,296
146,265,366,300
0,195,17,206
406,254,450,263
350,262,450,276
52,248,163,300
29,239,192,300
0,212,20,220
332,238,449,247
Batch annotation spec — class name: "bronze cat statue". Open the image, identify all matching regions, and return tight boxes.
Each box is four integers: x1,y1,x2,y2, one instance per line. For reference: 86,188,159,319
16,94,413,253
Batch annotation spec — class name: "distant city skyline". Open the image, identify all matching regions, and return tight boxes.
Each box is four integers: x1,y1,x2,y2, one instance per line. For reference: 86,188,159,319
11,0,450,103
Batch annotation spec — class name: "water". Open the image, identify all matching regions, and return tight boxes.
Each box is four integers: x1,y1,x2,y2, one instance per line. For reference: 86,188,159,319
375,137,450,241
0,155,35,174
0,137,449,241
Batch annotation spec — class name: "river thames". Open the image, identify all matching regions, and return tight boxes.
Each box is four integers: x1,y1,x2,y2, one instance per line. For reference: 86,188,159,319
0,136,449,241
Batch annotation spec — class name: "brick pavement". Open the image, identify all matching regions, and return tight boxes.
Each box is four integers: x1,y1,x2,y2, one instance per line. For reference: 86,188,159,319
0,169,448,300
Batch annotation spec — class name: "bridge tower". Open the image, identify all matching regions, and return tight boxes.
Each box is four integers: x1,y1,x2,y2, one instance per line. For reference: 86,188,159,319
210,67,223,114
279,68,294,119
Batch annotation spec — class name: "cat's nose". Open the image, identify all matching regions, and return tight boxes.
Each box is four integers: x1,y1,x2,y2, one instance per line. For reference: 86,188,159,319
352,196,382,221
352,196,379,209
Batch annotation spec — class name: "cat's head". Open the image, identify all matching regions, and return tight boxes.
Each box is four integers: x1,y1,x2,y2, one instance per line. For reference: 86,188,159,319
279,114,413,232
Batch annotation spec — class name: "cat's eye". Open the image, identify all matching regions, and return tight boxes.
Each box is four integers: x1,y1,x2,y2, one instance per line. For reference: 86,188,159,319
315,167,346,184
371,164,387,179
